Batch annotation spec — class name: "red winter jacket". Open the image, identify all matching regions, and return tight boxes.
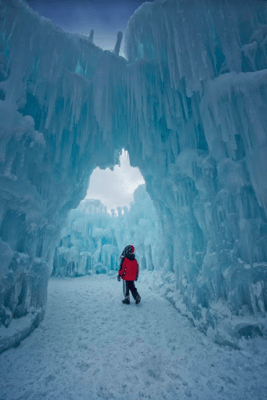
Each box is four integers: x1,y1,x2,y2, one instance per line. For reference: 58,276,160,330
118,254,139,281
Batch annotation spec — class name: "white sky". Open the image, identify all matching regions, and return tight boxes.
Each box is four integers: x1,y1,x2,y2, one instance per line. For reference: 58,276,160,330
85,150,145,213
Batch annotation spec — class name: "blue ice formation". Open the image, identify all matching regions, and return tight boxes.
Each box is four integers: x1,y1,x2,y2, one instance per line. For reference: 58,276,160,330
0,0,267,352
52,185,159,277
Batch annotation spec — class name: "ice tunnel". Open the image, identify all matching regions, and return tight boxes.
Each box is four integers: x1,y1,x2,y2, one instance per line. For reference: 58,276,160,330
1,0,267,352
52,183,158,279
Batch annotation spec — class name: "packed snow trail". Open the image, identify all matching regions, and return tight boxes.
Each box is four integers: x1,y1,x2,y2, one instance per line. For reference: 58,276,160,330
1,274,267,400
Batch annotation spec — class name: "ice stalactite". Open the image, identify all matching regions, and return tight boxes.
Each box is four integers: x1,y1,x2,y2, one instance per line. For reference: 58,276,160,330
114,31,123,56
88,29,94,44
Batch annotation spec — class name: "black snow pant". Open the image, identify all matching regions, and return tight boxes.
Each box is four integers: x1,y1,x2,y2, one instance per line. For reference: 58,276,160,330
123,280,138,299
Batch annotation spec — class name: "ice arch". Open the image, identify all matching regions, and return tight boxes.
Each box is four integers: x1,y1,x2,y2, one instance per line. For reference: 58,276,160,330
1,0,267,352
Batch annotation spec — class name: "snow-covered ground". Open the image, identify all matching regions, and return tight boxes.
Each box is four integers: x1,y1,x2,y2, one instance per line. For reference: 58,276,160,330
1,273,267,400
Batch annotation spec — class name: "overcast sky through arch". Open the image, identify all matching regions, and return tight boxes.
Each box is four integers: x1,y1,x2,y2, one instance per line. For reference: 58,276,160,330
85,150,145,213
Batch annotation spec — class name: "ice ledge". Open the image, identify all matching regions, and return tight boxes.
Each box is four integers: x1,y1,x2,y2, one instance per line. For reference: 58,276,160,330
0,307,45,354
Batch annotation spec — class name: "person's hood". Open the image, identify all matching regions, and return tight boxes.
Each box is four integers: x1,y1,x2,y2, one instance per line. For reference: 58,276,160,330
120,244,135,259
125,253,135,260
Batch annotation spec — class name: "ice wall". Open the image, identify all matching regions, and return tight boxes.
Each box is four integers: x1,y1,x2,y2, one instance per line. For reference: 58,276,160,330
124,0,267,338
114,185,162,271
0,0,125,352
52,199,118,277
1,0,267,351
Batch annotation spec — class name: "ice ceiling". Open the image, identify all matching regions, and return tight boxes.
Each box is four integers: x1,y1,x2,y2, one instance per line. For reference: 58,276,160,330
0,0,267,352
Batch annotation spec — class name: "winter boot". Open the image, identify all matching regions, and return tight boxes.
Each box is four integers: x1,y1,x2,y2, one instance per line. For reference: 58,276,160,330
135,294,141,305
122,296,130,305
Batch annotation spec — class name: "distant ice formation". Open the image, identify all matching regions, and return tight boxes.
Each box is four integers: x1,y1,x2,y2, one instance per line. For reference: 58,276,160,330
52,185,160,277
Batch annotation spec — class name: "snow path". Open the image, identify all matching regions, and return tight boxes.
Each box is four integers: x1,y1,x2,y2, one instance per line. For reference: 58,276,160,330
1,275,267,400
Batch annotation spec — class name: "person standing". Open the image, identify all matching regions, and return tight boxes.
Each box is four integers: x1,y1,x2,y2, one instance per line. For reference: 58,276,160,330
117,245,141,304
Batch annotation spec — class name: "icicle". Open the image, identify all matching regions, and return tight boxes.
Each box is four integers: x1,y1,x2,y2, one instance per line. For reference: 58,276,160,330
88,29,94,44
114,31,123,56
